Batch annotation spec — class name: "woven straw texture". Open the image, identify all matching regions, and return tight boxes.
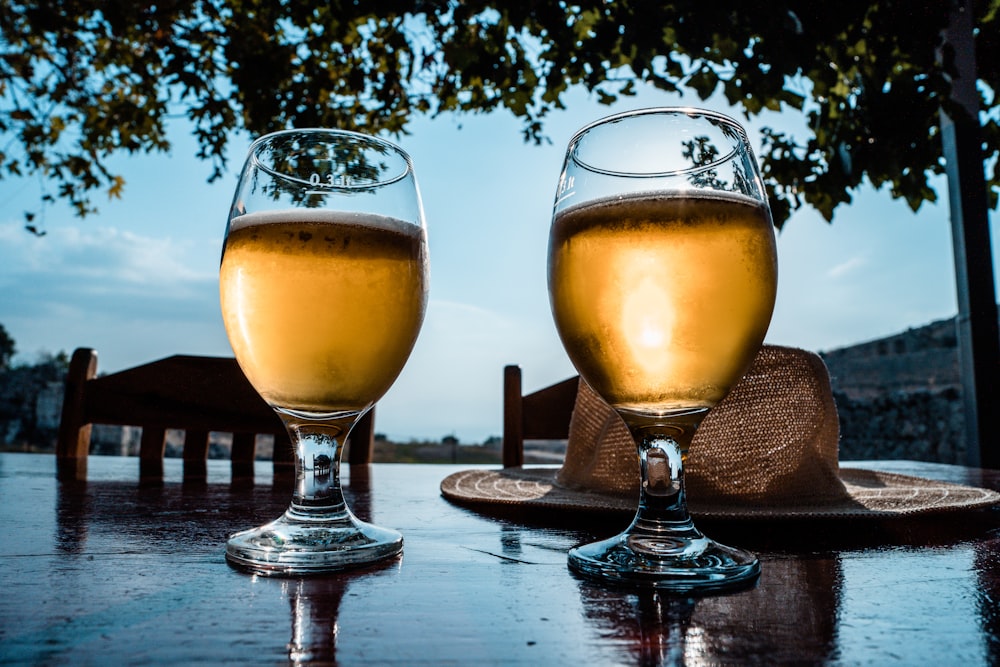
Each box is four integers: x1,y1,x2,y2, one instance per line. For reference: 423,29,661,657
558,345,849,506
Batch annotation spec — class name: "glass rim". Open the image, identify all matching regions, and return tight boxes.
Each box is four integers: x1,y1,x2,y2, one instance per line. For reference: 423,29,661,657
568,106,749,179
248,127,414,192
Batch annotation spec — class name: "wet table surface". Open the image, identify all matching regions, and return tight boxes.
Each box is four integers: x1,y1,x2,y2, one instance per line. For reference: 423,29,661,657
2,452,1000,665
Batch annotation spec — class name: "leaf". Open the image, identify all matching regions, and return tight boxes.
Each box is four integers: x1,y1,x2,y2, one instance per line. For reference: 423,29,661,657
686,65,719,100
108,175,126,199
596,89,617,105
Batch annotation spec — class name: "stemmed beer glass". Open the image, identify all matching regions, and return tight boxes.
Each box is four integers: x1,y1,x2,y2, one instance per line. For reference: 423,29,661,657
220,129,428,575
548,108,777,591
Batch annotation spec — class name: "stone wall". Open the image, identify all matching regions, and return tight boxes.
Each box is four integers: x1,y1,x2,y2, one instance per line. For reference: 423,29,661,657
821,317,960,399
833,388,967,464
821,316,968,463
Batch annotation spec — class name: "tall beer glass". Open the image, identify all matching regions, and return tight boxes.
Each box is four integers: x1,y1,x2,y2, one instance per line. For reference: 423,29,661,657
220,129,428,575
549,108,777,591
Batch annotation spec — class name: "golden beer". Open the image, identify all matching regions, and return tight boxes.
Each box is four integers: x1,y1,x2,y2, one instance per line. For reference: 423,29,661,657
549,191,777,413
220,209,428,413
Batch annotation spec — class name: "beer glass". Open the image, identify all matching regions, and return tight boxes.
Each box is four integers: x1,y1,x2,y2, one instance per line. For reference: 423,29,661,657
220,129,428,575
548,108,777,591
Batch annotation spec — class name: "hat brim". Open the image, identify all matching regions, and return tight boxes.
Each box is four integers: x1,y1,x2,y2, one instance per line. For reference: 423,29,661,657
440,466,1000,520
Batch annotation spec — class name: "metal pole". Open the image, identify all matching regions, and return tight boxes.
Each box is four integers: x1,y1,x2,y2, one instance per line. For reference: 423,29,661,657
939,0,1000,468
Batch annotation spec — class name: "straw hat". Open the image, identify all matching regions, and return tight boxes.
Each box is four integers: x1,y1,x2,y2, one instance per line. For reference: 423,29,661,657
441,345,1000,519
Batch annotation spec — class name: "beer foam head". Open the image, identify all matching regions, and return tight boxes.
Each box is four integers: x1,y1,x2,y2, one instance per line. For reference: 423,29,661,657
228,208,424,239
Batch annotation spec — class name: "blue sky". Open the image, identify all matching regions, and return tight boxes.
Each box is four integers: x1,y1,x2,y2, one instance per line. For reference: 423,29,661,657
0,86,988,442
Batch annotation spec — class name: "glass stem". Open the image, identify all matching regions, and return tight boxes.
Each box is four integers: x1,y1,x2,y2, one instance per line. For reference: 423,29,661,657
626,411,706,536
279,415,356,520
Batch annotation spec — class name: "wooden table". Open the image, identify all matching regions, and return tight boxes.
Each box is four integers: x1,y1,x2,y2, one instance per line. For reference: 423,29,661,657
2,452,999,665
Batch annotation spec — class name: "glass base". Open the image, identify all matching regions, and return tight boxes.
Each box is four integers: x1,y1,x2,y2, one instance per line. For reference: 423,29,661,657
225,508,402,576
568,530,760,593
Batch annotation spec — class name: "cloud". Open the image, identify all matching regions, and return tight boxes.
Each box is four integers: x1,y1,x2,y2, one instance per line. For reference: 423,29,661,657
0,222,226,369
826,256,866,279
0,222,214,285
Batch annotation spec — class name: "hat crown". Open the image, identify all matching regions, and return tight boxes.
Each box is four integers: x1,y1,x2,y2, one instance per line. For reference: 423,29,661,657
557,345,850,509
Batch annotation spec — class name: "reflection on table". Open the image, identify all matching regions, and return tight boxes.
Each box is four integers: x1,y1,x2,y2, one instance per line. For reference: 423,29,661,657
1,453,999,665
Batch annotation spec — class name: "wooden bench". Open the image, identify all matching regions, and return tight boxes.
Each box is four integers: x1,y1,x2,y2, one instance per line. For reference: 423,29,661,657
56,347,374,481
502,364,577,467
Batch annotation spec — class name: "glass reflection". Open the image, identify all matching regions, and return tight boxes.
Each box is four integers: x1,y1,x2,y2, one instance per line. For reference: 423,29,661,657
284,577,350,665
575,554,842,664
280,464,379,664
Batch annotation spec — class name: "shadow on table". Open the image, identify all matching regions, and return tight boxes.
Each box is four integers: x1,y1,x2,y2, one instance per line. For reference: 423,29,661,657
447,499,1000,553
